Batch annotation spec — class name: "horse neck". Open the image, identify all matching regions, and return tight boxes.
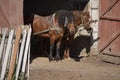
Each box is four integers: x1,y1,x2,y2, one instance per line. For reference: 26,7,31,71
73,11,83,27
46,13,59,27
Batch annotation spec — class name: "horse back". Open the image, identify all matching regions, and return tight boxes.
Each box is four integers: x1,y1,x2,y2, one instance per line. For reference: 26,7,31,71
33,15,51,32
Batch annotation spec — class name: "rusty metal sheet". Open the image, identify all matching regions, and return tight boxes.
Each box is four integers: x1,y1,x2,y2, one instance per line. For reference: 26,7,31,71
0,0,23,27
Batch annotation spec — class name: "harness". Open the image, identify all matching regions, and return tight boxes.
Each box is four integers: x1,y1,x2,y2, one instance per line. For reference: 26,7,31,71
33,14,65,35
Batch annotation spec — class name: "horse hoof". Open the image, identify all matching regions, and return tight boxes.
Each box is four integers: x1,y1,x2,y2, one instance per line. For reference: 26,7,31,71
49,57,54,62
49,58,52,62
56,59,59,62
56,58,59,62
55,57,60,62
49,59,51,62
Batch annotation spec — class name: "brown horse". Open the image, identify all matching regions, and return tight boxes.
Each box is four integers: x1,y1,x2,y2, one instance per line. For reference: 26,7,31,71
73,11,92,29
32,10,75,61
63,10,97,58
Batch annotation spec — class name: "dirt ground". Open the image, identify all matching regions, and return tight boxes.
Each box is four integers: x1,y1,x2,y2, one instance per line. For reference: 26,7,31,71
29,55,120,80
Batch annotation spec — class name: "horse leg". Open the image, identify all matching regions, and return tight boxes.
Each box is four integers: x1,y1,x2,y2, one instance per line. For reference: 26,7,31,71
64,36,71,59
66,48,70,58
49,43,54,61
64,50,67,58
64,49,69,58
55,42,61,61
64,46,69,58
85,37,91,57
49,37,55,62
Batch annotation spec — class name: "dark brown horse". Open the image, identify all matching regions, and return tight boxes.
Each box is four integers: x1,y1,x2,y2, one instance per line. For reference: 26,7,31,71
73,11,92,29
32,10,75,61
63,10,97,58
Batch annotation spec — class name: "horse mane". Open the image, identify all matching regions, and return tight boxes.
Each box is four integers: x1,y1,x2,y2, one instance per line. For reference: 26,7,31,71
72,10,83,26
54,10,74,28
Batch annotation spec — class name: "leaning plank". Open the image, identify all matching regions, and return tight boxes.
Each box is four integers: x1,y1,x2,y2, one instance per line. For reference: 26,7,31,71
26,45,30,80
0,29,7,61
7,26,22,80
20,26,31,80
0,29,14,80
15,27,27,80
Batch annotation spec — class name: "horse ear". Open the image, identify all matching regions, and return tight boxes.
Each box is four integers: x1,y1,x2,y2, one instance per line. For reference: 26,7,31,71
73,11,76,15
52,13,56,26
64,16,68,27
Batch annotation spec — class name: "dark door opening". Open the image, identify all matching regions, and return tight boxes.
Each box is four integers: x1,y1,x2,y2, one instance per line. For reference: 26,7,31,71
23,0,89,24
23,0,89,60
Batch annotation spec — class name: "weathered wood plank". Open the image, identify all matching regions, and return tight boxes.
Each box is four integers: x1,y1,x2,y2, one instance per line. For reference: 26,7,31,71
7,26,22,80
0,29,14,80
15,27,27,80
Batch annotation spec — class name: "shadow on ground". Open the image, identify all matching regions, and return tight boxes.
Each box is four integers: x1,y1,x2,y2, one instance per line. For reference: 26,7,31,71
69,35,92,61
30,34,94,63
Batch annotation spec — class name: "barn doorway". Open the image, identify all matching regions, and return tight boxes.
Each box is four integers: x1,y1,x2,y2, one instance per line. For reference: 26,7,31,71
23,0,90,60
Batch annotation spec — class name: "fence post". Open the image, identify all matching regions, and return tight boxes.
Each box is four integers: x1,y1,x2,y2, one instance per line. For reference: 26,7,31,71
15,26,28,80
7,26,22,80
0,29,14,80
20,26,31,80
0,29,7,61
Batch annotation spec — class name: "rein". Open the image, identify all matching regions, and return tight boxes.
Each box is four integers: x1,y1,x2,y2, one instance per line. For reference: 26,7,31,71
33,26,63,35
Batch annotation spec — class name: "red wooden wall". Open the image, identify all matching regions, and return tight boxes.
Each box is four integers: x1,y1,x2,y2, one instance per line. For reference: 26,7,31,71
0,0,23,27
99,0,120,56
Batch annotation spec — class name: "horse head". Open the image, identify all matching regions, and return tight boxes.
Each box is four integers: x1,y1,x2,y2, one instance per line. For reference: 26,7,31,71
64,11,76,35
73,10,92,30
81,11,91,29
54,10,76,36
